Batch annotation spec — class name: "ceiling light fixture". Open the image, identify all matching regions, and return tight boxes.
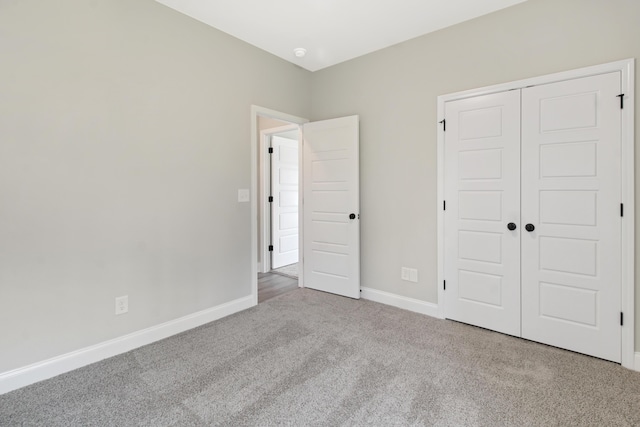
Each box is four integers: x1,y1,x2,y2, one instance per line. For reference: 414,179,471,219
293,48,307,58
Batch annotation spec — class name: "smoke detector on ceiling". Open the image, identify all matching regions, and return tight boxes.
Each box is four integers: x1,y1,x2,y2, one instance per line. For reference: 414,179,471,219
293,48,307,58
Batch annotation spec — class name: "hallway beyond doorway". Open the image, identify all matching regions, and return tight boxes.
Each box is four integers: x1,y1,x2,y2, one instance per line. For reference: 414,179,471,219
272,262,298,279
258,272,298,303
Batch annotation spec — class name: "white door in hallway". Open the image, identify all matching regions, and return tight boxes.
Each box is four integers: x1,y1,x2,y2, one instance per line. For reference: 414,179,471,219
443,90,521,336
303,115,360,299
271,135,299,269
521,72,622,362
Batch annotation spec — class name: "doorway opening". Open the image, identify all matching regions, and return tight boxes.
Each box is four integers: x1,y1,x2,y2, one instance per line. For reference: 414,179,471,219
260,123,299,276
259,121,300,302
251,106,308,304
251,106,361,305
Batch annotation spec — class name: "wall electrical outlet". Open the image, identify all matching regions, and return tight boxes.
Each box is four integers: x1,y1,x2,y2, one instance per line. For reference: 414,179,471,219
237,189,250,202
115,295,128,315
401,267,418,283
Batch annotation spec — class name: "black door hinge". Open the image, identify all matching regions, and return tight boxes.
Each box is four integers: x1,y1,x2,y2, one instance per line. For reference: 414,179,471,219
268,196,273,203
620,203,624,217
268,245,273,252
444,280,446,290
617,94,624,109
443,200,446,211
620,312,624,326
439,119,446,131
268,147,273,154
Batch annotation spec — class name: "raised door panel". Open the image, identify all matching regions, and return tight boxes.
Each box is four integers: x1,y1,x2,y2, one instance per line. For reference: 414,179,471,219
444,90,521,336
521,72,622,362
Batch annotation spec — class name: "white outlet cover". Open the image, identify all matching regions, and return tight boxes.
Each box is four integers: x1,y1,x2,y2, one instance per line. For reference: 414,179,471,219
115,295,128,315
238,189,250,202
409,269,418,283
401,267,418,283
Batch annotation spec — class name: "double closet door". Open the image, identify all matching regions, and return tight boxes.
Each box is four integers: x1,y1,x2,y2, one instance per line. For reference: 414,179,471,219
444,72,622,362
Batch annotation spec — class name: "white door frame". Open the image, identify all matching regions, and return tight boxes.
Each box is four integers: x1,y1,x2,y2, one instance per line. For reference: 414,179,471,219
436,59,635,369
251,106,309,305
259,124,300,273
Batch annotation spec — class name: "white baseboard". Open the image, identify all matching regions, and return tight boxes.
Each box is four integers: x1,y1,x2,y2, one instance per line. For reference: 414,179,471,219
634,352,640,372
361,287,439,319
0,294,255,395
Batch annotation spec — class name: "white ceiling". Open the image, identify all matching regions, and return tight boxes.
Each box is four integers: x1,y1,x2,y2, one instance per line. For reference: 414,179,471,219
155,0,527,72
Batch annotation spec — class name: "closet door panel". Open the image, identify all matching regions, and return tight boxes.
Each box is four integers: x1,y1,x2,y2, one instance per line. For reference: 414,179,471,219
444,90,521,336
521,72,622,362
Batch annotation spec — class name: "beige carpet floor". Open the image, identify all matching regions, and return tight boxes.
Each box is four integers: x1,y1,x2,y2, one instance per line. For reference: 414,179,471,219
1,288,640,426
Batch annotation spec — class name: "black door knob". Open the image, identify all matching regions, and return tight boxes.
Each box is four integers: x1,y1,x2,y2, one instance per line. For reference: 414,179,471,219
349,213,356,220
525,223,535,232
507,222,517,231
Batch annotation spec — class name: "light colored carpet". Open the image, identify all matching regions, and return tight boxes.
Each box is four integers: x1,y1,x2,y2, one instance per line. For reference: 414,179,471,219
272,262,298,278
2,288,640,426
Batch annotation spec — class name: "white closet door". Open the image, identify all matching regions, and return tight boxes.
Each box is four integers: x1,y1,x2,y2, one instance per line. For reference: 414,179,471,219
444,90,521,336
271,136,299,269
521,72,622,362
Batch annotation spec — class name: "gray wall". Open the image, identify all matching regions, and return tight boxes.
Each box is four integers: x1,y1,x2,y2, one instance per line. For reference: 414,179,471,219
0,0,310,372
310,0,640,349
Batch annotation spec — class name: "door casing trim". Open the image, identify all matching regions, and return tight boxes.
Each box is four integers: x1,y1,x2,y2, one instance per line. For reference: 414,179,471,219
436,59,635,369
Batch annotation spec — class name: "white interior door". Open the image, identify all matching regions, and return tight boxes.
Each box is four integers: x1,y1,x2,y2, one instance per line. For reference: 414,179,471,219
303,115,360,299
444,90,521,336
521,72,622,362
271,135,299,269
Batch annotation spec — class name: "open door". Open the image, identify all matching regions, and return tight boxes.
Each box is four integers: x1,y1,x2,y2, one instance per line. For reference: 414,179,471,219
271,135,299,269
302,115,360,299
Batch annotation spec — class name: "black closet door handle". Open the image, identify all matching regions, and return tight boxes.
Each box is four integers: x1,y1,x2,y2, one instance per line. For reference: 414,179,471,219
507,222,517,231
525,223,535,232
349,213,356,220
